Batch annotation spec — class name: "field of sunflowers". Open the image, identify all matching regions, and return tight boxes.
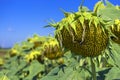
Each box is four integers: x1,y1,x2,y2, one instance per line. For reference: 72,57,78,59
0,1,120,80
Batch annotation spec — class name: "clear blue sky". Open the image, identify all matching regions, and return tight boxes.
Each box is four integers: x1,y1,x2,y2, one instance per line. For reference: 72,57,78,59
0,0,120,48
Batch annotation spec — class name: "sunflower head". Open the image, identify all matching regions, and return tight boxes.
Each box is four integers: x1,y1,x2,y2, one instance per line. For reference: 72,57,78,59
111,19,120,44
43,37,63,60
52,11,108,57
25,36,63,62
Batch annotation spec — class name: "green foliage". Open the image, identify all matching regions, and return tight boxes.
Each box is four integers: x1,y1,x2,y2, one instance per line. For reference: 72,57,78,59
0,58,4,66
105,67,120,80
0,1,120,80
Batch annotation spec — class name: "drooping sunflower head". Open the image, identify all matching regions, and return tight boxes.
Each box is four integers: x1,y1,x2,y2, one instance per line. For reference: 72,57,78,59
25,36,64,62
43,37,63,60
52,11,108,57
111,19,120,44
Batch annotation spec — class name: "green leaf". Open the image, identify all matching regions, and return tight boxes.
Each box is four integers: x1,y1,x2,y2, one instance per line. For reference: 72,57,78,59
105,67,120,80
105,1,114,7
41,75,58,80
110,42,120,67
58,66,90,80
23,60,44,80
0,75,10,80
97,68,111,80
21,41,34,50
98,6,120,21
41,67,60,80
47,67,60,75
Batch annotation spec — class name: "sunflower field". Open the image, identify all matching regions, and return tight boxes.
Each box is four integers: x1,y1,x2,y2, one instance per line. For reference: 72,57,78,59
0,0,120,80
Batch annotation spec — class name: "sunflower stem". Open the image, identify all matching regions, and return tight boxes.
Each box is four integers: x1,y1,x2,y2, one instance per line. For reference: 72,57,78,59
90,57,97,80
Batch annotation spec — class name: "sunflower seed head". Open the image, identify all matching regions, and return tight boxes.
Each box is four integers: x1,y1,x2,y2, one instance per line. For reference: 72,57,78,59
53,10,108,57
110,19,120,44
43,38,63,60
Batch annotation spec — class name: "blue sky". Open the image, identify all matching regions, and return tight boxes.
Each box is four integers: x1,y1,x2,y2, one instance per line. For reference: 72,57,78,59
0,0,120,48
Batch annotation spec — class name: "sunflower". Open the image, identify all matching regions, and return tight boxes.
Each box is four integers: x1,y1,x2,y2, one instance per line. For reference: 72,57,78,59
25,36,64,62
43,37,63,60
51,8,109,57
48,1,120,80
111,19,120,44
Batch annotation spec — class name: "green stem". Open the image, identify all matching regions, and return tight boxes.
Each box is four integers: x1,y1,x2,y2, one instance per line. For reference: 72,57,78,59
90,57,97,80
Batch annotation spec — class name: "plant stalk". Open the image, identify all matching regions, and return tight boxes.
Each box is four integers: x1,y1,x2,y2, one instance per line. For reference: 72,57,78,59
90,57,97,80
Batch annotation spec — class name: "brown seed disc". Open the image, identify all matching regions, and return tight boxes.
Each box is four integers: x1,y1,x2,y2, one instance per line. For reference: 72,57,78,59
57,19,108,57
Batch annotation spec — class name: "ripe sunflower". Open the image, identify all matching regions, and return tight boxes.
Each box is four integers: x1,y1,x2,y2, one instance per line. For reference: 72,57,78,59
43,37,63,60
51,11,108,57
25,36,64,62
111,19,120,44
47,1,120,79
